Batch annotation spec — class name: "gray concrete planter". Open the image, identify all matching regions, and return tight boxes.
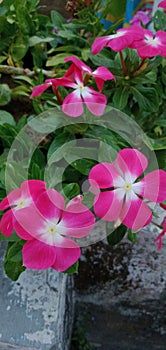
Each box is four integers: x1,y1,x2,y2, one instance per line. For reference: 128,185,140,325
0,241,74,350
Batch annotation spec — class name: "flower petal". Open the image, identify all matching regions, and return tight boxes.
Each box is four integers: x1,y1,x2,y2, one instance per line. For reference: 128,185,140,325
0,188,21,210
92,36,112,54
92,66,115,90
14,206,79,248
115,148,148,182
0,210,14,236
52,246,81,272
60,204,95,238
93,190,123,222
121,194,152,230
22,240,56,269
21,180,46,201
158,0,166,8
13,206,46,239
62,91,84,117
89,162,120,189
30,83,51,98
140,170,166,202
35,189,65,220
14,221,34,240
82,88,107,116
64,56,91,74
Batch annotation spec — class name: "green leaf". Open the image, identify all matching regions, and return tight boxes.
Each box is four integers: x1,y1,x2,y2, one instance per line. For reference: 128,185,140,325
113,86,129,110
29,163,44,180
153,10,166,32
51,10,66,29
0,231,21,242
13,75,34,86
4,241,26,281
130,86,159,112
155,150,166,170
148,137,166,150
64,261,79,274
12,85,30,98
46,53,73,67
4,260,26,281
127,230,137,243
155,119,166,128
11,35,29,62
62,183,80,200
98,141,117,162
29,36,54,46
0,110,16,125
6,241,25,262
71,159,97,176
89,51,114,68
47,131,74,161
0,84,11,106
51,45,81,53
107,223,127,246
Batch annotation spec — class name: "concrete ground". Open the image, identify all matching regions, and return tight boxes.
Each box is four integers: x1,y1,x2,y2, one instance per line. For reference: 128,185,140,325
73,225,166,350
74,300,166,350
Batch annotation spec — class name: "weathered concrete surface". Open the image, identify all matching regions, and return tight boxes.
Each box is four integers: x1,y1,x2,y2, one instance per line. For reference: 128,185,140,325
0,241,74,350
0,342,37,350
74,218,166,349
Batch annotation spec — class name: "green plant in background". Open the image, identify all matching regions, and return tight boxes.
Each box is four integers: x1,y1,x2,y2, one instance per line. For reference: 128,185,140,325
0,0,54,67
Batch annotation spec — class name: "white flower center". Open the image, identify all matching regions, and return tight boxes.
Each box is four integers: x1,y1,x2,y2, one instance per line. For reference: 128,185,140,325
15,197,31,210
145,35,161,47
124,183,132,191
48,225,56,235
38,220,66,246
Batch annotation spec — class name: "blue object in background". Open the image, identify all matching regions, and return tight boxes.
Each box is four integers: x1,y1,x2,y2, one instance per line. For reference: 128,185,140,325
125,0,142,22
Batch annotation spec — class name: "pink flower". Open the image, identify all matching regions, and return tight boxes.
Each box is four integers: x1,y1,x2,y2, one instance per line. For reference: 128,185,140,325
13,191,95,271
64,56,115,91
91,26,144,54
158,0,166,8
130,29,166,58
154,217,166,249
88,148,166,231
30,56,115,117
0,180,46,237
130,11,151,26
59,68,108,117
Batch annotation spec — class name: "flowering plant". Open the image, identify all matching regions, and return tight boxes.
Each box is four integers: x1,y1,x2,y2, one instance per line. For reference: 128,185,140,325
1,1,166,281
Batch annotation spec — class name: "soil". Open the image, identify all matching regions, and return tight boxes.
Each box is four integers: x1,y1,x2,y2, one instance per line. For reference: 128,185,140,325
39,0,71,18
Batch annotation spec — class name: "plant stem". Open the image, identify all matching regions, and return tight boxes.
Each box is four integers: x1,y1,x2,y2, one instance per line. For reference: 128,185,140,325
151,221,163,230
0,65,54,77
83,73,91,86
119,51,127,76
134,58,147,76
52,86,63,105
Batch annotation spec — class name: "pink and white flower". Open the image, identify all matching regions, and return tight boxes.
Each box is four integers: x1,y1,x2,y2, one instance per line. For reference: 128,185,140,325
88,148,166,231
64,56,115,91
58,67,108,117
130,29,166,58
158,0,166,8
13,190,95,271
0,180,46,237
130,10,151,26
30,56,115,117
91,26,144,54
